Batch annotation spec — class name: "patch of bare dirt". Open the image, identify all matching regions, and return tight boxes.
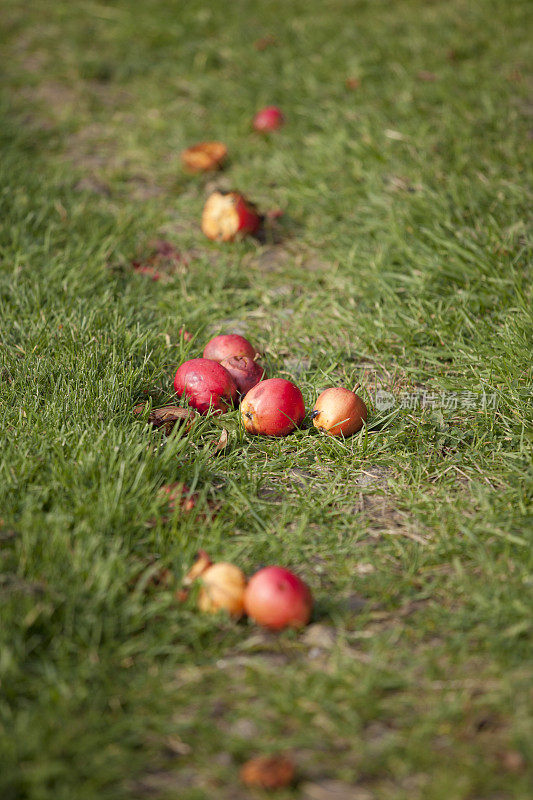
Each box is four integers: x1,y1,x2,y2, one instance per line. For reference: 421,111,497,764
207,318,249,337
246,246,291,273
243,244,331,275
19,81,79,121
0,574,46,596
301,779,374,799
130,769,197,796
74,176,111,196
64,123,163,199
126,178,166,201
284,356,313,376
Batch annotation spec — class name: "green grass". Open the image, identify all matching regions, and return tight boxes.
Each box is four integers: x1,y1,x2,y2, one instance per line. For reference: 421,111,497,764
0,0,532,798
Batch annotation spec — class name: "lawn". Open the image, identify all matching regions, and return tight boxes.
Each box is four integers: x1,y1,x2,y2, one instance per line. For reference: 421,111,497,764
0,0,532,798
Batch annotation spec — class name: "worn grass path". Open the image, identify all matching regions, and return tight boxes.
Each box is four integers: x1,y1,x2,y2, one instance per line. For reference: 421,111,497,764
1,1,532,798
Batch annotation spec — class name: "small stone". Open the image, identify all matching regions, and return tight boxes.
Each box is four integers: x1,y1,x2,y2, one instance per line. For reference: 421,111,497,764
343,594,366,613
303,624,337,650
232,719,259,739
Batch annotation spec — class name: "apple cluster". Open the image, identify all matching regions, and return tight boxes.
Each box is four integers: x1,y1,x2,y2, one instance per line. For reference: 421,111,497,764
174,333,367,438
182,551,313,631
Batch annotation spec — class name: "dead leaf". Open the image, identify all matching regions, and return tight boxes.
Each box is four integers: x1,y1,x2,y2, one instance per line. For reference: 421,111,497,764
149,239,179,258
134,404,197,435
345,77,361,90
159,482,198,513
240,755,295,789
213,428,229,454
497,749,525,772
507,69,523,83
131,239,188,281
254,36,277,50
151,484,219,529
131,263,161,281
130,559,174,592
417,70,437,82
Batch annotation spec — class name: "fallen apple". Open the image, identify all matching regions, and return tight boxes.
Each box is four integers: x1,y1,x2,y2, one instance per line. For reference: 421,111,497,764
244,566,313,630
203,333,257,362
241,378,305,437
220,355,265,395
253,106,285,132
201,190,261,242
311,387,367,436
181,141,227,173
174,358,238,414
198,562,247,617
240,755,295,789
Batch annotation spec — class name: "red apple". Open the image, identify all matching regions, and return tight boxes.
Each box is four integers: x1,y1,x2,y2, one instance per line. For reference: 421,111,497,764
174,358,238,414
253,106,285,132
220,355,265,395
201,191,261,242
311,387,367,436
241,378,305,437
244,566,313,630
203,333,257,362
